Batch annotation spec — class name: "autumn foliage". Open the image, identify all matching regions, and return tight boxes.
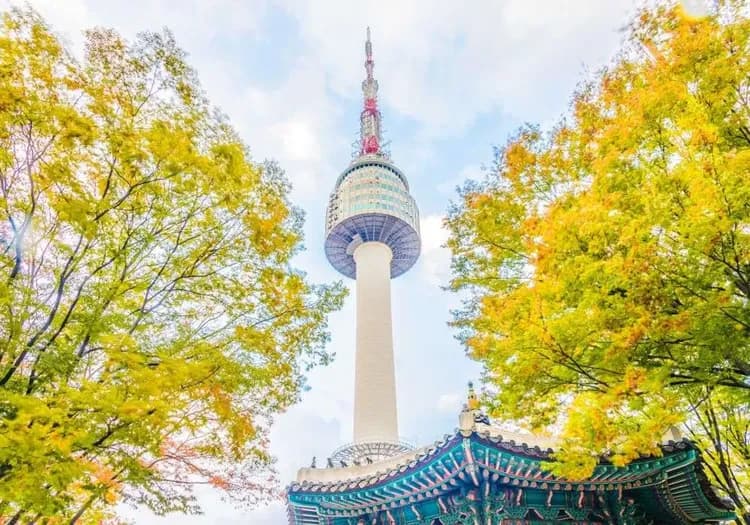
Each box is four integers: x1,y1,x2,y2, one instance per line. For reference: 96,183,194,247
0,8,344,523
447,1,750,519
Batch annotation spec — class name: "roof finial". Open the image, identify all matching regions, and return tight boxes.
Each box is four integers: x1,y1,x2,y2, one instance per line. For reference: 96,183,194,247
359,27,382,156
467,381,479,410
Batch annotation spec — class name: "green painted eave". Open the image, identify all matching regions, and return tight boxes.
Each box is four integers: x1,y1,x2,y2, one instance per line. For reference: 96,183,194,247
286,431,734,525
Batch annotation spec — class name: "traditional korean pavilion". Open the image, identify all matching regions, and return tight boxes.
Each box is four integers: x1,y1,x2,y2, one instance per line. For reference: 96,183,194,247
286,396,735,524
285,30,735,525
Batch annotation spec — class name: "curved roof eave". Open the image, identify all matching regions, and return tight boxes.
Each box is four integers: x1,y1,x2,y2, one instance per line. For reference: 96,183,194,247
287,430,734,524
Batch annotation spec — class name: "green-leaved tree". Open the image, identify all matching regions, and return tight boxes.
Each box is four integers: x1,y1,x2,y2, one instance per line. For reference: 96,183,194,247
0,8,345,523
447,1,750,521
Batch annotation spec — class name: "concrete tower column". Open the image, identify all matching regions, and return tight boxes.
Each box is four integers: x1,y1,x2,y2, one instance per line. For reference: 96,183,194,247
322,29,419,462
352,241,398,443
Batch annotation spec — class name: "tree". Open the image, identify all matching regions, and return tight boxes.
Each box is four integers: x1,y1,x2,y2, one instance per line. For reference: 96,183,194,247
446,1,750,521
0,8,345,523
684,387,750,517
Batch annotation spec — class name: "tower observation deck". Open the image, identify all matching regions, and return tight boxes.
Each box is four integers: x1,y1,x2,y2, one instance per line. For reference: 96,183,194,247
324,28,420,461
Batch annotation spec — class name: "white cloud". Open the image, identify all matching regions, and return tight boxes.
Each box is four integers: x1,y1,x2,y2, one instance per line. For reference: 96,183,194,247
437,392,462,414
281,0,634,136
680,0,710,17
271,120,319,162
437,163,483,195
226,58,346,201
419,214,451,287
5,0,269,55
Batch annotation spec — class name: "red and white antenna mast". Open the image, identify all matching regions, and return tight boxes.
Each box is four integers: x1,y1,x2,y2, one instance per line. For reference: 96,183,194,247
359,27,384,157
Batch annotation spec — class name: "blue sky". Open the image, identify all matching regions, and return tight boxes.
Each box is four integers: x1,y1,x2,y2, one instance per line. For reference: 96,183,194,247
2,0,689,522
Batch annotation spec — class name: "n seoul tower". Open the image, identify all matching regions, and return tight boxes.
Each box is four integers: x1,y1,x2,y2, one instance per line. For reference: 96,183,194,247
324,28,420,461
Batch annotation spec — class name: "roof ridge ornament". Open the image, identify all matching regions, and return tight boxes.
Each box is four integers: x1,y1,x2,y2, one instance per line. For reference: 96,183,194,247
461,381,490,431
467,381,479,410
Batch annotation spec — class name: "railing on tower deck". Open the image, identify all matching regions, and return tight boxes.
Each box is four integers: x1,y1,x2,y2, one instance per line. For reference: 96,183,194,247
329,439,415,465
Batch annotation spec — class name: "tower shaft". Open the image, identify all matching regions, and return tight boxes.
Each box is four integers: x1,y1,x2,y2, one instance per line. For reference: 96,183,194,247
353,241,398,443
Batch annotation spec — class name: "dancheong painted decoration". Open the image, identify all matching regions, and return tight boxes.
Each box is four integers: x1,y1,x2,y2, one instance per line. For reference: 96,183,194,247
287,397,735,524
285,29,735,525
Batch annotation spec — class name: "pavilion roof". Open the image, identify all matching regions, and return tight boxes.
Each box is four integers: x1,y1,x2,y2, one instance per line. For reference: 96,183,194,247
287,419,734,525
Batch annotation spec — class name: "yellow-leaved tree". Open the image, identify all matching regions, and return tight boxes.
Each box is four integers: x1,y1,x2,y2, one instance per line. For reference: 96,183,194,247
447,1,750,521
0,8,345,523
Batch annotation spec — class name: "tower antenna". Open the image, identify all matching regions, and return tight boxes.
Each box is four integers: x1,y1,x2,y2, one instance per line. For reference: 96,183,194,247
360,27,384,157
